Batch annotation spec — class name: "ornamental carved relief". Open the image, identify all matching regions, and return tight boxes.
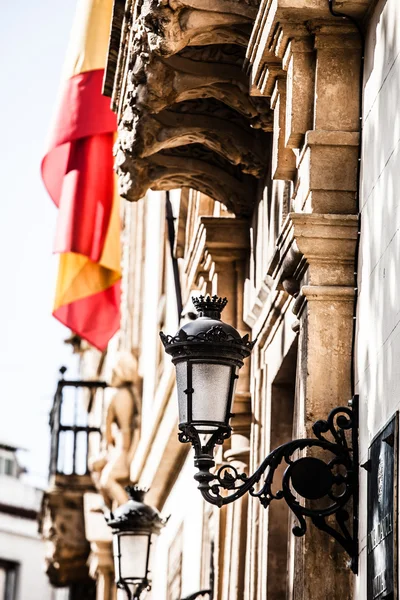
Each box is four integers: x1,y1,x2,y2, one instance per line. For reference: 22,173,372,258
39,490,90,587
105,0,270,215
138,0,259,57
115,146,257,215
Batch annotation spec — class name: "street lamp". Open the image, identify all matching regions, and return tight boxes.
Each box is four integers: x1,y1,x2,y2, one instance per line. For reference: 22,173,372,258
160,295,253,468
106,486,166,599
160,295,359,573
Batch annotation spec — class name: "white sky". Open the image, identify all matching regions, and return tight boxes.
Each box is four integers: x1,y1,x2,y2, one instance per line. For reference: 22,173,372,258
0,1,81,486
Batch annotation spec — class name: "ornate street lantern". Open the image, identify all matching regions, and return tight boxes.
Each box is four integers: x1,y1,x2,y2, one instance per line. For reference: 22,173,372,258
160,295,254,478
161,295,359,573
106,486,166,600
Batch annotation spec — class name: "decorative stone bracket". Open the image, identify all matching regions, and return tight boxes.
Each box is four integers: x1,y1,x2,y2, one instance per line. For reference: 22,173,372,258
104,0,272,216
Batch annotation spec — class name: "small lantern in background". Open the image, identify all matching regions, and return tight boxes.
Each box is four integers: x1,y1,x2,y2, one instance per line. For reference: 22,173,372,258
106,486,166,600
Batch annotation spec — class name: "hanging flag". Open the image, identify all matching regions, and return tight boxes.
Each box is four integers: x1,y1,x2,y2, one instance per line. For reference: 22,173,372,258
41,0,121,351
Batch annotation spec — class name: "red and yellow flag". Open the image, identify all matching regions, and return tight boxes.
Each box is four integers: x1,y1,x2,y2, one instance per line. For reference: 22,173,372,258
42,0,121,351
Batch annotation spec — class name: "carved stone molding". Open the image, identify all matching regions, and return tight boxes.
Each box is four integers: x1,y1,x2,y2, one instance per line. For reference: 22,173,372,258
119,100,268,176
138,0,259,57
245,0,367,203
39,489,91,587
267,215,305,298
268,211,358,300
295,130,360,214
290,212,359,287
106,0,272,215
115,145,258,216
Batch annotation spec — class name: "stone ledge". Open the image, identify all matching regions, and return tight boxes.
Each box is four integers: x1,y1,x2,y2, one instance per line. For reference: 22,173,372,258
302,284,355,300
304,130,360,148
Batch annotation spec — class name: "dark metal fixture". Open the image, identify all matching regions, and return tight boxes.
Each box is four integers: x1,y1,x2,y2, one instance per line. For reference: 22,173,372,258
166,191,183,321
160,296,359,574
106,486,167,600
49,367,107,478
180,591,211,600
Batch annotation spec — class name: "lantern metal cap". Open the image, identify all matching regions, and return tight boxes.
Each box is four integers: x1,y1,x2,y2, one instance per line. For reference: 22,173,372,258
106,486,167,534
160,296,255,362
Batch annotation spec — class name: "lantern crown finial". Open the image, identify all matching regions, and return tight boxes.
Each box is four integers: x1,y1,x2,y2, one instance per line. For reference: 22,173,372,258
125,485,148,503
192,295,227,319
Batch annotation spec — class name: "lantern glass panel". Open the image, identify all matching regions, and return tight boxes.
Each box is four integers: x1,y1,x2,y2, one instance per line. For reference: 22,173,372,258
147,534,156,580
117,533,150,581
176,361,188,424
191,363,233,428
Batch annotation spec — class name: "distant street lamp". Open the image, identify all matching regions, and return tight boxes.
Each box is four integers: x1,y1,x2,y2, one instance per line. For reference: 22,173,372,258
106,486,166,599
161,295,359,573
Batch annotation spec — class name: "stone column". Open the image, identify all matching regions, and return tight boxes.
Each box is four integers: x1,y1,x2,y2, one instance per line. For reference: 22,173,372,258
290,213,358,600
245,2,365,598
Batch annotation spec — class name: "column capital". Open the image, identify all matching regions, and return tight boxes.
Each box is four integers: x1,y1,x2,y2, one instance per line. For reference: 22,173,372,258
268,212,358,294
291,212,358,287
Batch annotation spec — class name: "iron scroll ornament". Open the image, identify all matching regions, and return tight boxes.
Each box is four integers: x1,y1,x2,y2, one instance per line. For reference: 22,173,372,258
180,397,359,574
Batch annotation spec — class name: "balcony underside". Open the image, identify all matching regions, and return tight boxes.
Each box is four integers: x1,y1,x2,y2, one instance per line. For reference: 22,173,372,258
105,0,272,216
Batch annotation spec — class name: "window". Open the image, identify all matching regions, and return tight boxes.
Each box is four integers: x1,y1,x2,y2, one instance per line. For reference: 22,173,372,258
0,451,16,478
4,460,13,477
0,560,18,600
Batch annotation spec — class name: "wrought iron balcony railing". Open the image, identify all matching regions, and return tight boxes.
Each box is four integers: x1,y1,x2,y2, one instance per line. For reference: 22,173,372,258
49,367,108,478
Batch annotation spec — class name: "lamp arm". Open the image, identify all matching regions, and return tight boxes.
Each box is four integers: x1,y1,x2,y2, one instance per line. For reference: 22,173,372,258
190,399,359,573
180,590,211,600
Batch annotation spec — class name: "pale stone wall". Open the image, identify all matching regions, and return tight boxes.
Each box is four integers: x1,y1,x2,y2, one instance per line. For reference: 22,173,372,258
356,0,400,596
151,456,205,600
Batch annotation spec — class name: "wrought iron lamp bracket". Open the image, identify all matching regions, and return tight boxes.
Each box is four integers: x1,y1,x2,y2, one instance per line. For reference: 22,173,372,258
182,396,359,574
180,590,211,600
120,580,150,600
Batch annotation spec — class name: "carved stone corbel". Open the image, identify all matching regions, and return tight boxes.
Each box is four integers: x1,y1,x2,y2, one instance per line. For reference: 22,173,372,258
39,490,91,587
106,0,273,216
139,0,258,57
267,215,306,298
119,100,268,176
115,146,258,216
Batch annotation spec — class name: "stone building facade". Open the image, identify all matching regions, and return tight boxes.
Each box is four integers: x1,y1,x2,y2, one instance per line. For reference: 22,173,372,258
40,0,400,599
0,444,60,600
